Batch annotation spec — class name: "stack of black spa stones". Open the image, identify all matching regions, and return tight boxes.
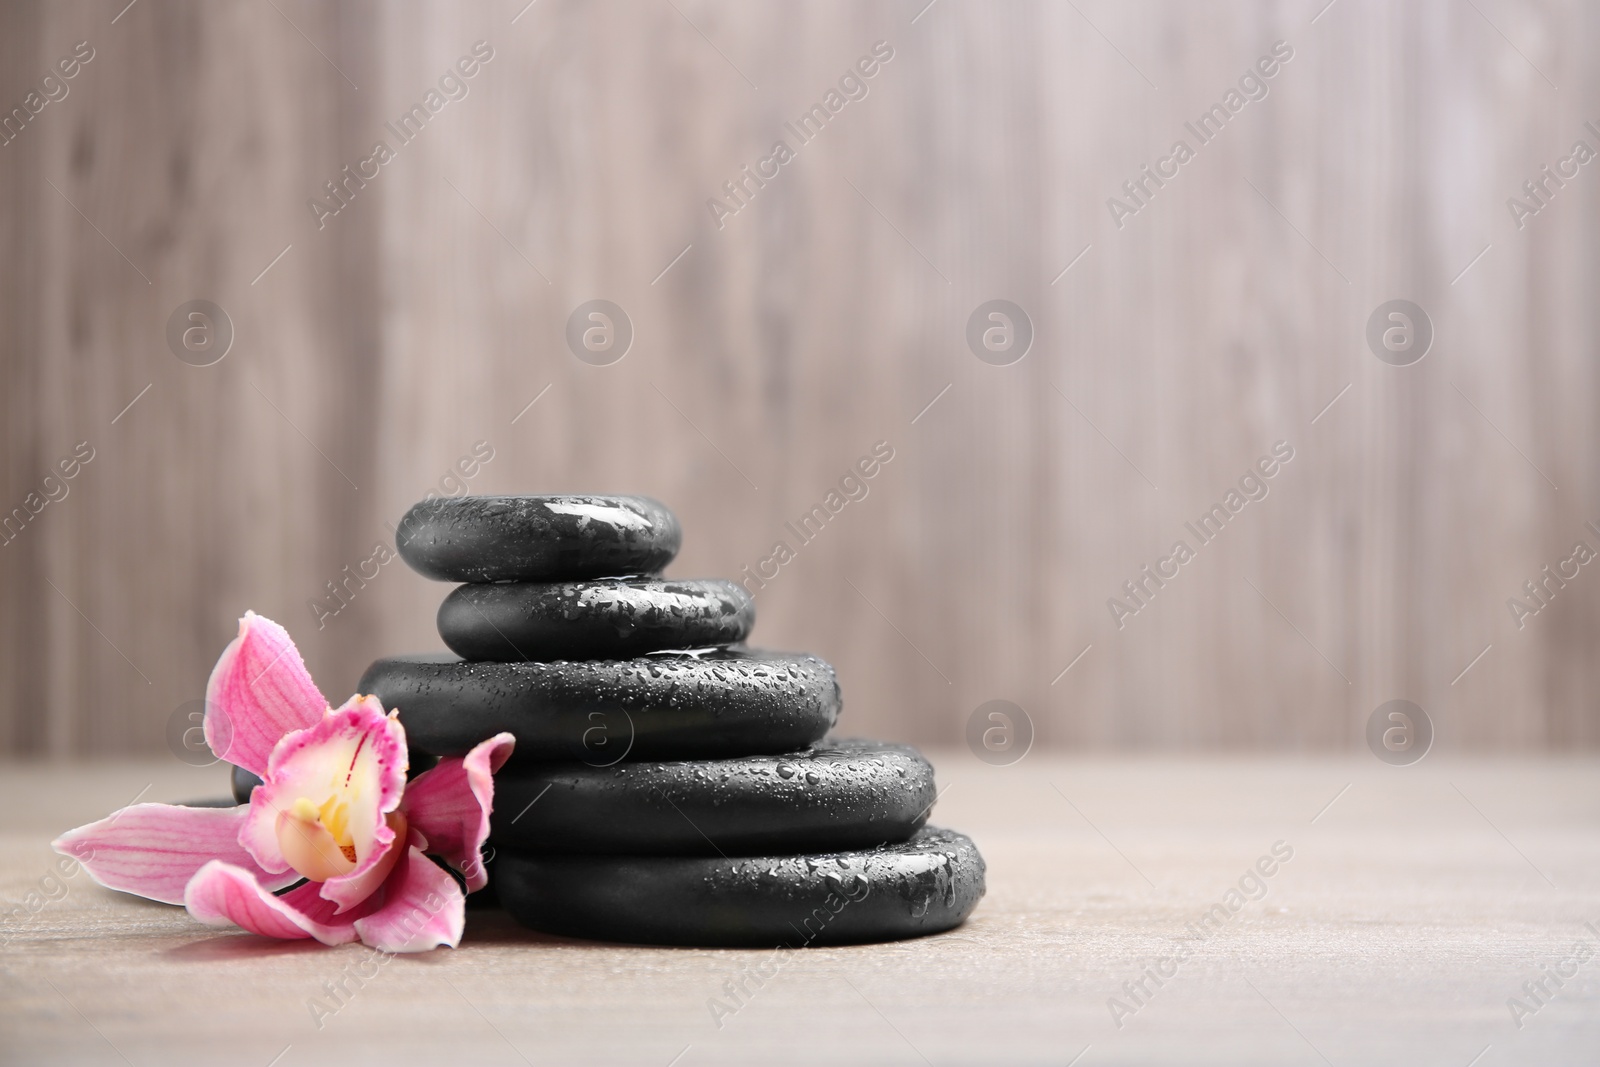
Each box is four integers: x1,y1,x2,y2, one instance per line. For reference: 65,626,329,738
360,494,984,946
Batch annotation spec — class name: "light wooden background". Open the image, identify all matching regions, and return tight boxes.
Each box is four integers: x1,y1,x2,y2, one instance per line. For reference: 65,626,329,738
2,0,1597,757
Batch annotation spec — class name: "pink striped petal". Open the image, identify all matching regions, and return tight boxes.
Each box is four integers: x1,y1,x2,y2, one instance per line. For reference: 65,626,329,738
185,861,367,944
404,732,514,891
205,612,328,776
352,846,465,953
52,803,296,906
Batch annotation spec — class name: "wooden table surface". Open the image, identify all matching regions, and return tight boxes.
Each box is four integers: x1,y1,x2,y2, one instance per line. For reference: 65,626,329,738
2,753,1596,1066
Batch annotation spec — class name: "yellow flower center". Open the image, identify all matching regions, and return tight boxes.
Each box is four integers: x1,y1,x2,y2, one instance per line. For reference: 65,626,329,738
275,797,405,883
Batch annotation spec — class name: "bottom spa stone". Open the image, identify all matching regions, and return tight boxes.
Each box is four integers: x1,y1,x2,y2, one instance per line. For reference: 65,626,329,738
495,827,985,947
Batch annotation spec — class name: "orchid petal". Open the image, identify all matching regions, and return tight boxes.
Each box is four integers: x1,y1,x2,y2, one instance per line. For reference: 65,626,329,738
352,845,464,953
240,695,407,889
404,732,514,891
52,803,296,906
318,811,407,914
184,861,369,944
205,612,328,776
273,803,356,883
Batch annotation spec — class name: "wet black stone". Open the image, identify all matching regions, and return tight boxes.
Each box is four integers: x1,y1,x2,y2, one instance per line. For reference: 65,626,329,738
358,648,840,763
489,739,934,855
395,495,680,583
438,577,754,662
495,827,985,947
230,764,262,804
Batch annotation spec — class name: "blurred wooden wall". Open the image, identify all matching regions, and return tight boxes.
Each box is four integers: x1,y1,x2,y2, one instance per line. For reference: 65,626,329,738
2,0,1597,758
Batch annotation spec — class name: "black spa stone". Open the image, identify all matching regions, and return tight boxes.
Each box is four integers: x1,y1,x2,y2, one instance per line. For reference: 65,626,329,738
438,577,754,662
489,739,934,855
230,764,262,804
395,495,680,583
495,827,985,947
358,648,840,763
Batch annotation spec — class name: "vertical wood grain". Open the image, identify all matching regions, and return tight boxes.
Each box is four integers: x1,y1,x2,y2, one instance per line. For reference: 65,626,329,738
1,0,1595,756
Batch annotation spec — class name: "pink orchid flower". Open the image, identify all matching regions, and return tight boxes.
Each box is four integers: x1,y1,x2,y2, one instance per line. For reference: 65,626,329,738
54,611,513,953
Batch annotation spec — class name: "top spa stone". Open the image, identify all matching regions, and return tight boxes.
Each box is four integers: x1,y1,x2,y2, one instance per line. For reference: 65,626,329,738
395,495,681,583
